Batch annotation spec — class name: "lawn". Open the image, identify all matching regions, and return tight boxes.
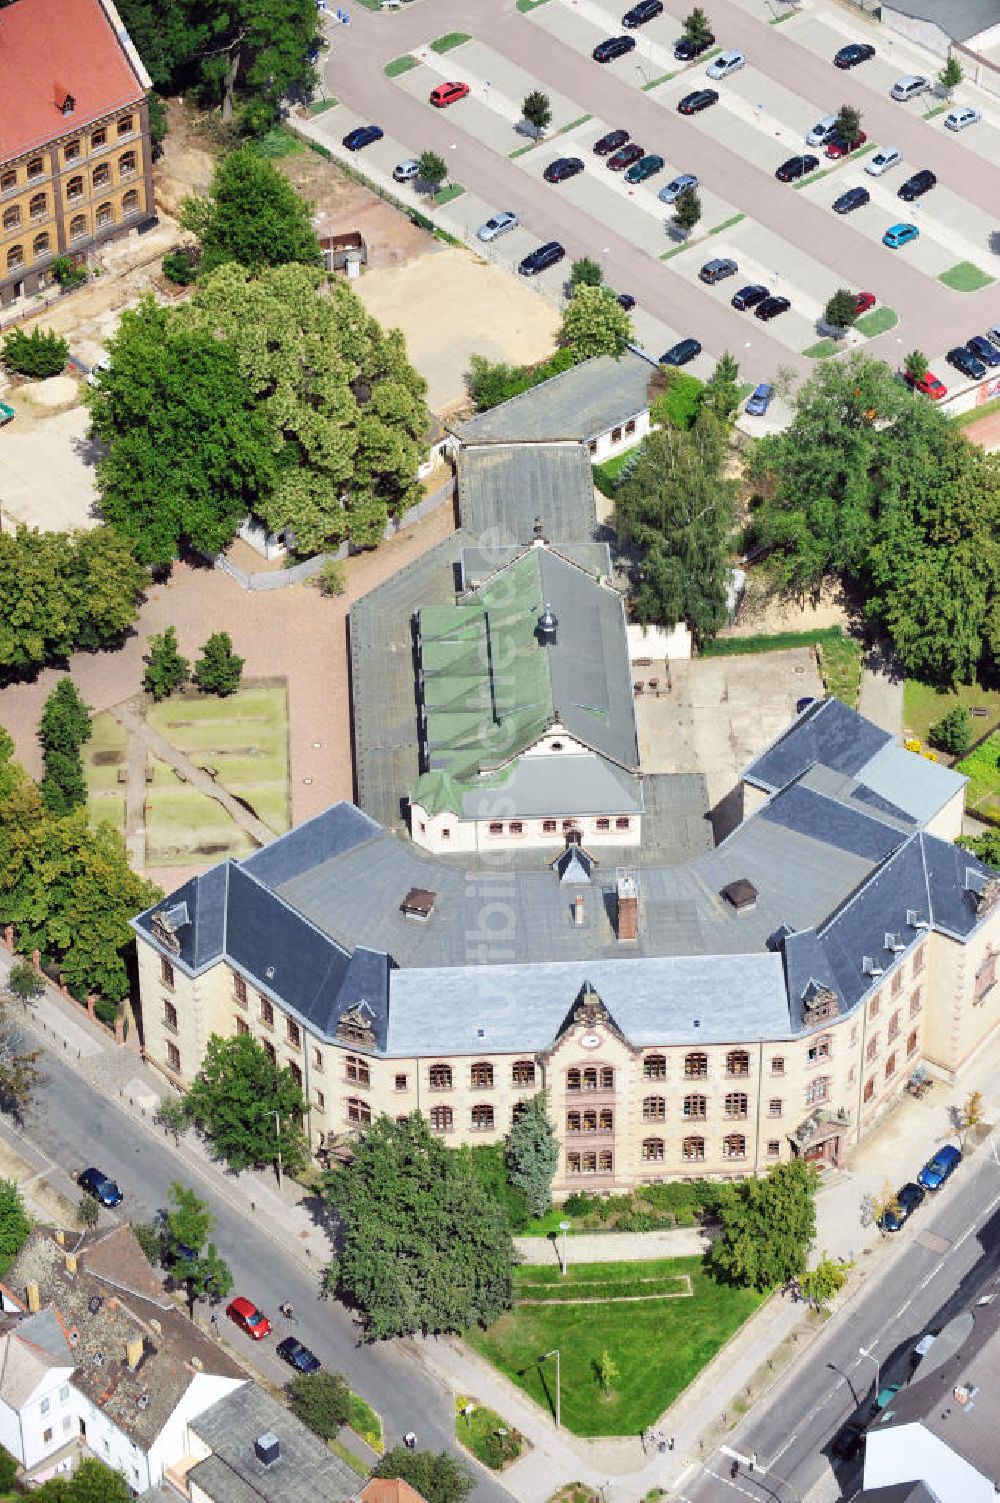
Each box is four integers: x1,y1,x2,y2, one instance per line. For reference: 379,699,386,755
938,262,994,292
592,449,637,498
83,712,128,836
430,31,470,51
803,339,840,359
307,98,339,115
466,1258,763,1436
856,306,898,336
455,1396,523,1469
384,54,419,77
254,126,304,158
903,678,1000,746
434,184,465,206
143,771,257,867
953,393,1000,428
957,734,1000,822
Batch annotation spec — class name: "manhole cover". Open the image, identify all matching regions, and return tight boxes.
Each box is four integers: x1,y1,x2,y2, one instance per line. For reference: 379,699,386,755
917,1231,952,1254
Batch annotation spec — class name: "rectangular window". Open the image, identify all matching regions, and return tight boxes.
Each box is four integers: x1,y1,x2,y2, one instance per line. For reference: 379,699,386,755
596,818,610,832
41,1398,50,1415
259,998,274,1028
160,955,174,989
509,821,523,836
768,1099,782,1117
615,816,630,831
863,1077,875,1103
888,1011,900,1042
542,820,556,833
163,999,177,1032
59,1387,69,1403
770,1056,784,1075
286,1018,301,1048
611,426,623,443
848,1066,856,1084
588,440,597,456
866,1034,879,1063
166,1042,180,1072
869,992,880,1018
288,1062,302,1088
891,970,903,998
885,1052,897,1079
766,1140,780,1158
913,945,925,976
907,1030,918,1057
314,1090,325,1112
233,974,247,1008
625,418,636,435
62,1416,72,1434
489,822,503,836
395,1073,408,1092
43,1429,52,1445
235,1017,249,1037
910,989,922,1017
850,1025,858,1046
313,1047,323,1071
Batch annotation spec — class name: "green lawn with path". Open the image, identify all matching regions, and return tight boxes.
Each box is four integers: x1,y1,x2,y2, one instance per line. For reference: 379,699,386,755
466,1258,763,1436
83,712,127,836
803,338,840,359
939,262,994,292
957,733,1000,823
903,678,1000,746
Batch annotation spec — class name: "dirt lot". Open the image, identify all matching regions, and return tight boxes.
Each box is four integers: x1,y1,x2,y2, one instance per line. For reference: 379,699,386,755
962,408,1000,453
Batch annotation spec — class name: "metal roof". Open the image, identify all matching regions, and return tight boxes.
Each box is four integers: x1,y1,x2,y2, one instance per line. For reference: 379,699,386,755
856,743,967,825
456,443,598,545
883,0,1000,41
451,351,655,445
190,1385,357,1503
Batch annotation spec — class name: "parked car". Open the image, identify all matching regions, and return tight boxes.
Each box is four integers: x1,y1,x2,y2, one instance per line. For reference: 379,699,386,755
904,367,948,400
616,292,637,310
834,42,876,69
832,186,870,214
882,222,919,248
517,241,565,276
393,158,420,182
660,338,702,365
0,400,14,427
967,335,1000,367
608,142,646,171
622,0,662,27
86,356,111,388
806,114,839,146
745,382,773,416
775,154,819,182
732,283,769,310
755,295,791,320
659,173,699,203
342,124,383,151
825,130,867,158
276,1337,321,1374
593,35,636,62
699,257,738,284
625,153,665,183
917,1143,961,1189
430,81,470,107
990,325,1000,346
476,210,518,242
878,1181,925,1232
891,74,930,102
947,346,987,379
898,168,936,200
945,105,981,131
78,1167,123,1207
544,156,585,183
831,1422,866,1461
674,32,715,60
867,146,902,175
677,89,719,114
593,128,630,155
854,291,876,314
707,49,745,79
226,1296,272,1340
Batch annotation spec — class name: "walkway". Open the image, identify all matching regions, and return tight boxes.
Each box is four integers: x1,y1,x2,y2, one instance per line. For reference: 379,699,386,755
858,640,905,739
514,1228,707,1265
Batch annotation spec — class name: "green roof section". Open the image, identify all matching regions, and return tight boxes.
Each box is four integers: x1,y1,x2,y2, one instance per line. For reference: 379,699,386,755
410,770,464,816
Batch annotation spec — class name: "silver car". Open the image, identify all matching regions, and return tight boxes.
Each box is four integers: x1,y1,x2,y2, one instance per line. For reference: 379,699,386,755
707,49,745,79
945,105,981,131
477,210,518,242
658,173,698,203
393,159,420,182
806,114,838,146
866,146,902,176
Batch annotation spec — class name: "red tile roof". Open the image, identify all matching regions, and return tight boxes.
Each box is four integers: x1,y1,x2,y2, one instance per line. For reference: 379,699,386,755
361,1480,430,1503
0,0,146,165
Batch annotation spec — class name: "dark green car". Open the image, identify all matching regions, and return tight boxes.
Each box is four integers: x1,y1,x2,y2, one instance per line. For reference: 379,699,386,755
624,153,665,184
0,400,13,428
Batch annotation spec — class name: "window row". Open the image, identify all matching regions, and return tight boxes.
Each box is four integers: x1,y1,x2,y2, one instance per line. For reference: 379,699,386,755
642,1050,754,1079
3,194,50,229
63,156,138,201
427,1104,498,1133
11,192,142,258
640,1134,751,1162
639,1093,752,1120
429,1060,536,1090
566,1065,615,1092
486,817,631,837
0,124,136,195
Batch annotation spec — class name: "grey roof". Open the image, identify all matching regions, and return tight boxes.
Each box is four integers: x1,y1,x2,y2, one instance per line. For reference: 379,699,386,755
857,742,967,825
456,443,598,545
883,0,1000,42
460,753,642,819
460,542,611,589
451,351,654,445
189,1385,357,1503
742,698,892,793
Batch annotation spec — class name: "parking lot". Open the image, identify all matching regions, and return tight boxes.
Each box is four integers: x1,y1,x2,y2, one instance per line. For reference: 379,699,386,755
318,0,1000,393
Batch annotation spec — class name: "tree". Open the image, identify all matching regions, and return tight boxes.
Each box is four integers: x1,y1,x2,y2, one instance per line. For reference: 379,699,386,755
522,90,552,134
38,679,92,816
132,1220,164,1266
288,1371,351,1439
323,1114,516,1339
0,1001,40,1123
673,185,702,234
824,288,859,330
0,1447,16,1495
598,1349,620,1395
799,1252,850,1309
939,54,963,93
2,326,69,378
702,352,741,422
834,104,862,145
193,632,243,697
929,706,971,755
78,1194,99,1229
416,151,447,193
87,299,276,567
0,1179,31,1274
957,831,1000,868
7,961,44,1005
144,628,189,701
154,1094,191,1144
374,1448,474,1503
904,348,929,382
185,1033,308,1174
36,1458,132,1503
570,257,603,290
505,1092,559,1219
709,1160,817,1289
683,7,714,46
614,410,737,641
961,1089,985,1149
559,285,634,360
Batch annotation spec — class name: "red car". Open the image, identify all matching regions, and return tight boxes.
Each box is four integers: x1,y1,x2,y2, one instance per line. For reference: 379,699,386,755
430,81,470,108
607,142,645,171
854,291,876,314
825,130,867,159
226,1297,272,1340
905,369,948,400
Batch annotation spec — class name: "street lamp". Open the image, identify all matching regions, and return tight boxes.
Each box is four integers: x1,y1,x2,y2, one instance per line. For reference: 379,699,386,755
274,1110,283,1193
559,1219,571,1276
540,1348,561,1429
859,1344,880,1400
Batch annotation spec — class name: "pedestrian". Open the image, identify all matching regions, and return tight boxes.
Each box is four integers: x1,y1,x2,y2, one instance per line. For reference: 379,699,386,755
484,80,491,93
404,1432,417,1451
667,1437,675,1452
210,1311,219,1328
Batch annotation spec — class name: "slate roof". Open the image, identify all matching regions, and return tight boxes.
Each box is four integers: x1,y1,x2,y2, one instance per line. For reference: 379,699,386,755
450,352,654,445
189,1384,357,1503
455,443,597,544
882,0,1000,42
858,743,967,826
742,698,892,793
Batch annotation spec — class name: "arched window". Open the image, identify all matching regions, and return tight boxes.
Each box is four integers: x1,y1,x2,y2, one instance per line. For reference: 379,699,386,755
723,1133,747,1160
429,1105,453,1133
91,127,107,149
63,139,81,162
92,164,111,190
2,204,20,230
65,174,84,201
28,193,46,221
642,1137,665,1161
683,1094,707,1119
598,1107,613,1132
600,1066,614,1089
512,1059,535,1087
566,1111,581,1134
682,1136,705,1161
724,1092,748,1119
32,232,50,257
0,170,16,193
643,1054,666,1079
346,1097,371,1126
429,1062,452,1090
726,1050,750,1077
119,150,137,178
471,1103,494,1131
6,245,24,270
122,189,140,216
642,1095,666,1121
583,1066,598,1090
567,1068,581,1092
684,1052,708,1078
567,1152,582,1174
26,158,44,181
598,1149,613,1173
470,1061,493,1089
118,115,134,136
69,214,87,242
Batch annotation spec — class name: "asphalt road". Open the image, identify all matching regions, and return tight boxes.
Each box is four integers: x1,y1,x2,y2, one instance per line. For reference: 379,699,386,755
674,1143,1000,1503
12,1045,511,1503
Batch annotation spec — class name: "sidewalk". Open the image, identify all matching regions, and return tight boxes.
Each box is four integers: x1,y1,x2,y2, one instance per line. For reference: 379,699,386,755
514,1228,707,1265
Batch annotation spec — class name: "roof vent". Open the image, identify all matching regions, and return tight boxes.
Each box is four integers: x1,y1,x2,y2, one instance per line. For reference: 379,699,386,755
537,602,558,645
265,966,275,980
693,1019,700,1028
401,887,436,922
533,516,545,540
720,879,758,913
89,1295,103,1315
906,908,929,930
254,1433,281,1466
477,1028,485,1038
884,932,905,954
137,1394,150,1411
862,956,884,977
93,1351,104,1367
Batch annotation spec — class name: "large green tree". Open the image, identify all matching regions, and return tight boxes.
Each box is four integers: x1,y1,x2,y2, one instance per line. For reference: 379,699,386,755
166,1181,233,1310
374,1448,474,1503
0,1179,31,1274
324,1114,516,1340
710,1159,817,1290
38,679,92,816
505,1092,558,1219
180,148,322,275
185,1033,308,1173
35,1458,132,1503
288,1371,351,1440
614,410,737,641
560,285,633,360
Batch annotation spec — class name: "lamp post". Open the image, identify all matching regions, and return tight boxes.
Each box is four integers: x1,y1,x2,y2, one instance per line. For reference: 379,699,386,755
559,1219,571,1276
540,1348,561,1430
859,1344,880,1401
274,1111,283,1193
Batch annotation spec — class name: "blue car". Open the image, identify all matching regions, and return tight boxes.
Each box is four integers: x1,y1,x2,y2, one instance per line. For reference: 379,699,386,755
918,1143,961,1190
342,125,384,151
745,382,773,416
277,1337,322,1374
883,222,919,248
78,1167,123,1208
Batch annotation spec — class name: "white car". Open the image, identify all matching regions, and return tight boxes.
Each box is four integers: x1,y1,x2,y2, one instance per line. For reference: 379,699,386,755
658,173,699,203
476,210,518,242
945,105,981,131
866,146,902,176
707,49,745,79
806,114,838,146
86,355,111,387
393,159,420,182
891,74,929,102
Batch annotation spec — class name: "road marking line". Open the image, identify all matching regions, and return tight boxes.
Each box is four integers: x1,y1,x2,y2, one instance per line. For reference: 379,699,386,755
769,1430,798,1465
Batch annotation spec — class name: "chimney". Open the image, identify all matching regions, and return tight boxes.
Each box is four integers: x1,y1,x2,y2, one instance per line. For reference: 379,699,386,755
573,894,585,927
537,603,558,645
25,1282,40,1313
254,1433,280,1466
125,1338,143,1369
148,1319,162,1336
55,1230,65,1246
616,871,638,943
65,1252,77,1275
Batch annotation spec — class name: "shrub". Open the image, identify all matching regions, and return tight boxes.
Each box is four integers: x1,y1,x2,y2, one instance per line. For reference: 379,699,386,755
314,558,347,596
0,1446,16,1492
651,370,703,430
7,961,44,1004
50,256,87,291
78,1195,99,1229
562,1191,594,1217
929,706,972,755
289,1371,351,1439
162,249,199,285
2,326,69,378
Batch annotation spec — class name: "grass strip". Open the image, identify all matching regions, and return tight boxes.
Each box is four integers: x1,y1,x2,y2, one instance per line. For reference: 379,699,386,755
855,306,897,336
660,244,690,260
346,1392,383,1452
430,31,470,51
328,1439,368,1475
384,54,419,77
642,72,676,90
703,625,849,657
708,213,745,235
307,97,338,115
516,0,552,9
434,183,465,205
924,104,948,119
939,261,994,292
509,142,536,158
560,114,593,132
769,8,795,20
793,167,830,188
592,449,635,498
803,338,840,358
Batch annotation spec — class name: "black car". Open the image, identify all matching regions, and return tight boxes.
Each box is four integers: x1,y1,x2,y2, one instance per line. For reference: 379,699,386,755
775,154,819,182
732,283,769,311
967,335,1000,367
834,42,876,69
593,128,630,156
674,33,715,60
79,1167,123,1207
608,142,646,170
623,0,663,26
699,257,738,284
833,186,870,214
616,292,637,310
898,168,936,201
677,89,719,114
544,156,584,183
831,1421,866,1461
661,338,702,365
755,295,791,321
517,241,566,276
276,1337,322,1374
593,35,636,62
878,1180,926,1232
948,346,987,379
